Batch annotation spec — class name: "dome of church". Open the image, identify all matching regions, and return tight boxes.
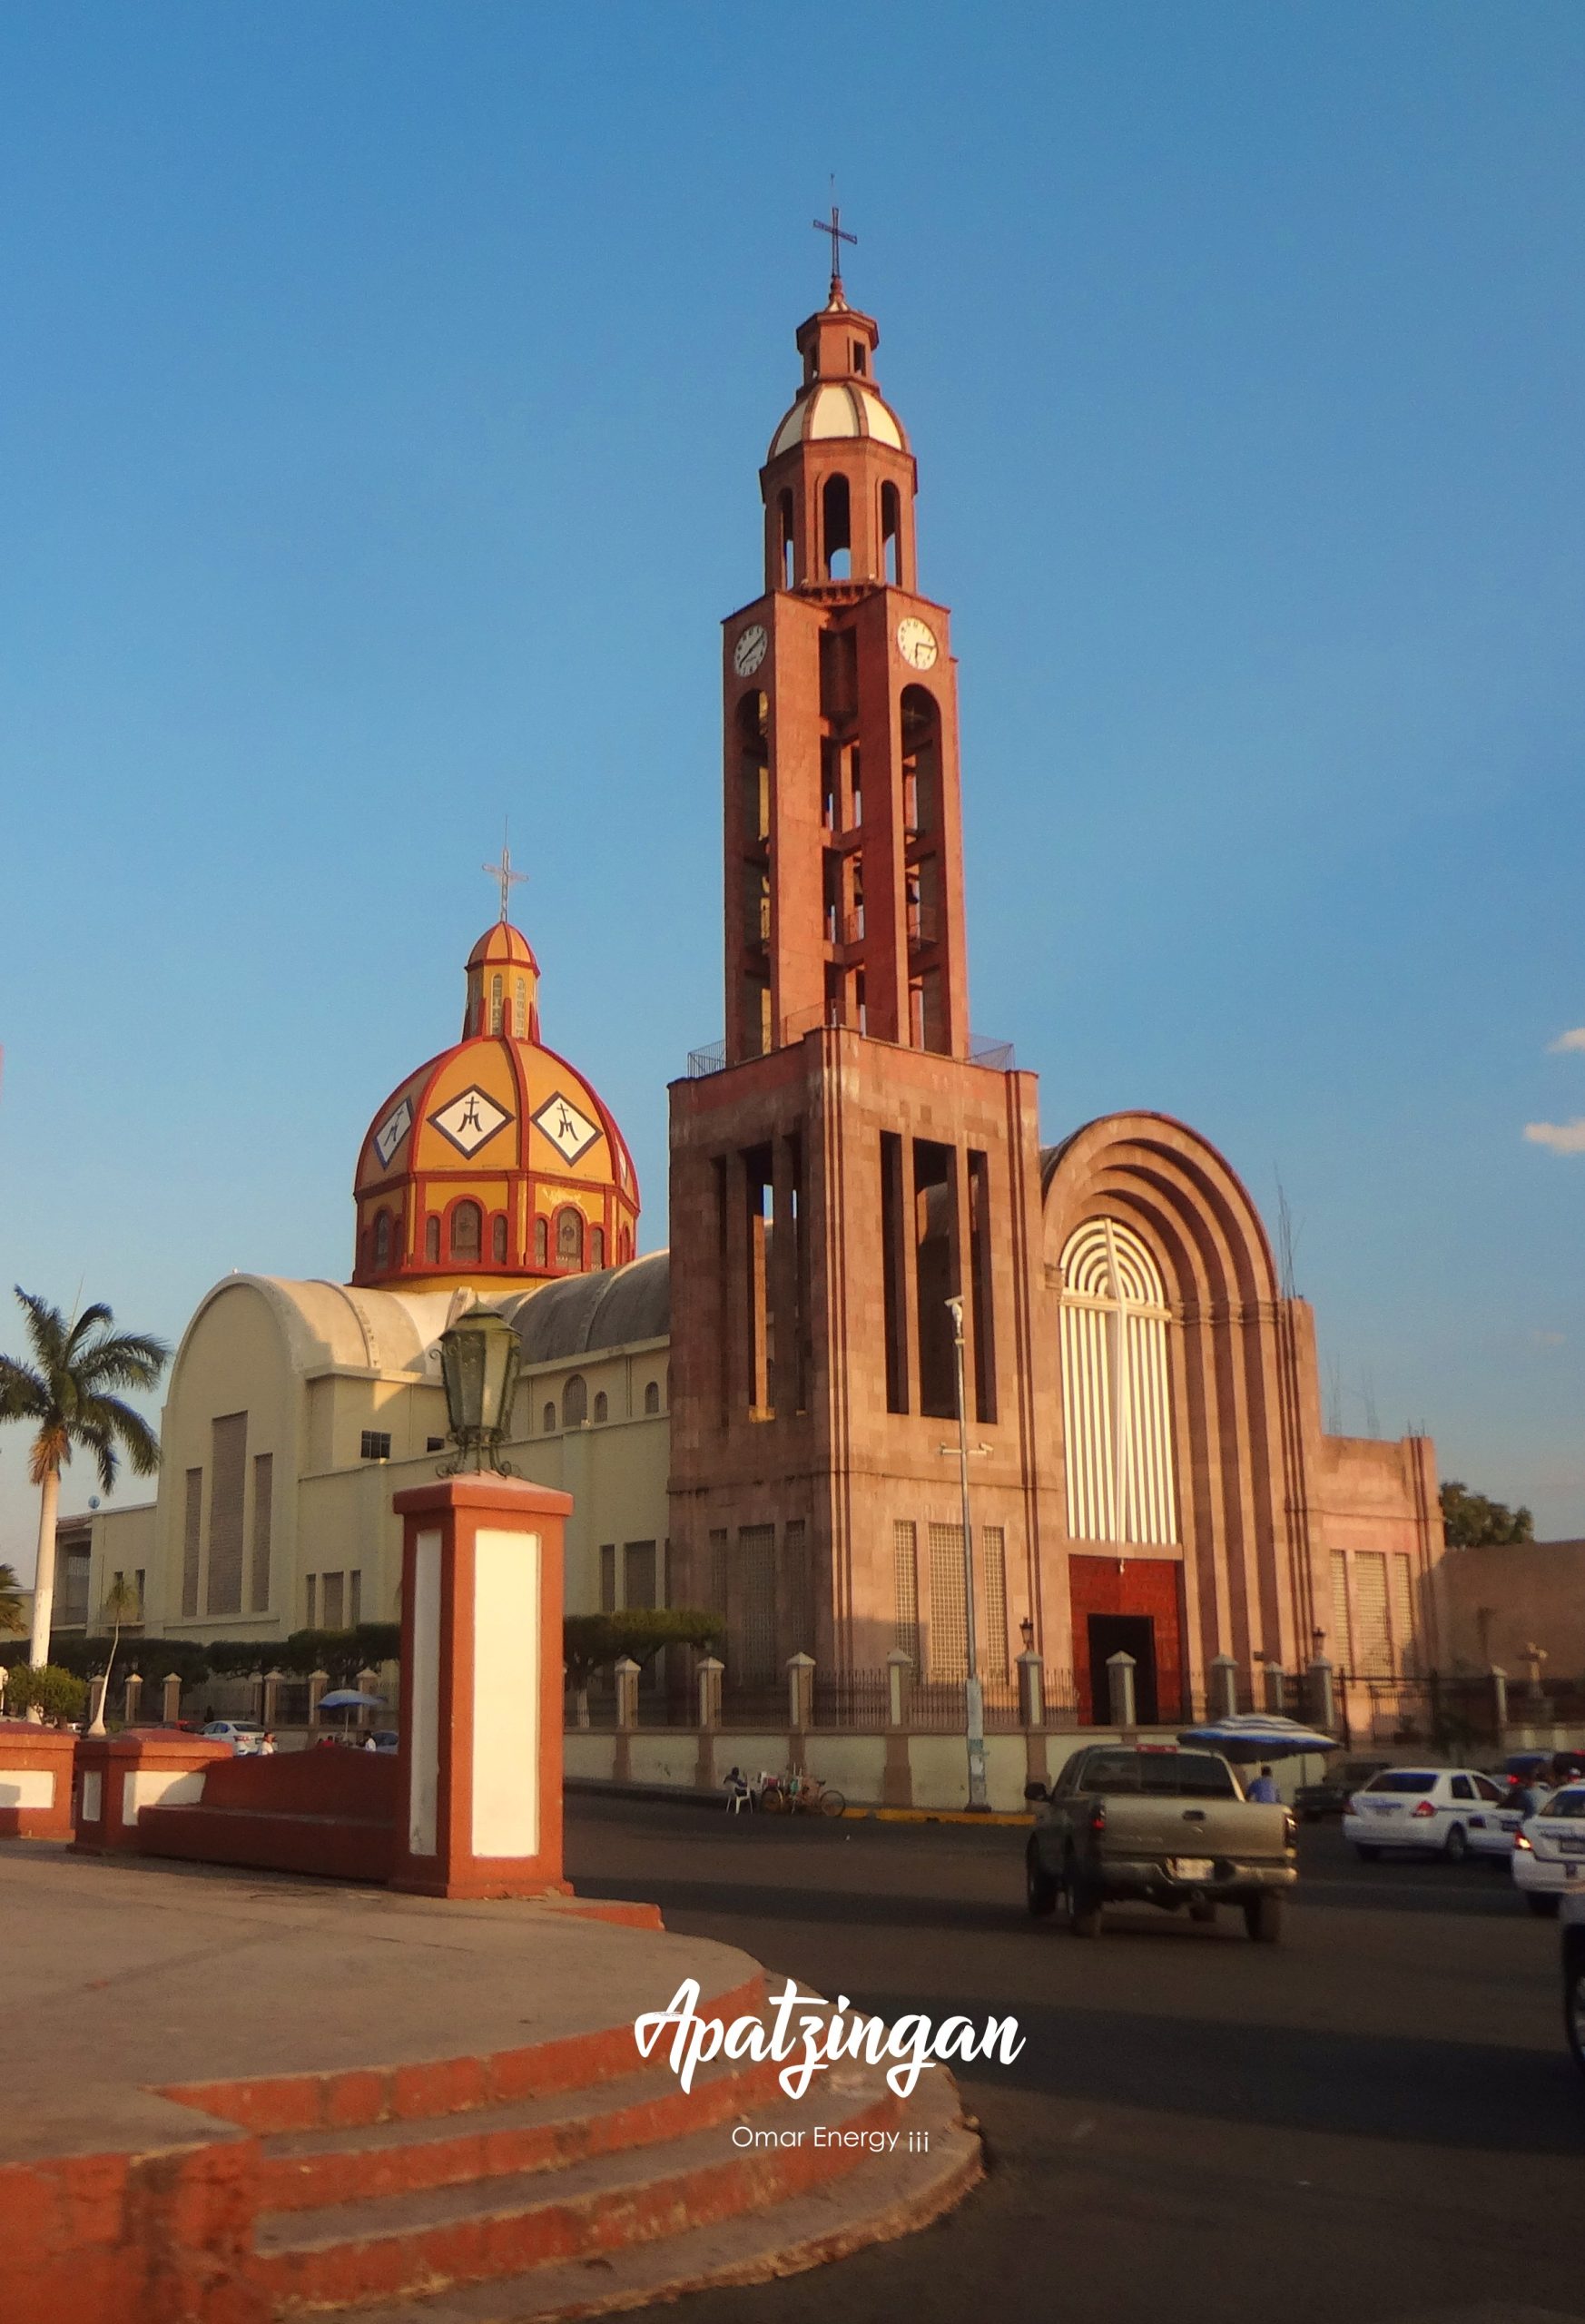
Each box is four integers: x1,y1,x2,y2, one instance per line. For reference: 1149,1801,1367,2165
350,919,640,1293
768,379,908,462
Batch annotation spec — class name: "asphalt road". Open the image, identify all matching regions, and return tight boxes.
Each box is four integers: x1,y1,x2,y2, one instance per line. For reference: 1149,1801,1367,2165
566,1795,1584,2324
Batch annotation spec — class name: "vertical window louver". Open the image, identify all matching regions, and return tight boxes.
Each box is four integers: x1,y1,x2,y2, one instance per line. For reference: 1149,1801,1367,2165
1058,1217,1178,1546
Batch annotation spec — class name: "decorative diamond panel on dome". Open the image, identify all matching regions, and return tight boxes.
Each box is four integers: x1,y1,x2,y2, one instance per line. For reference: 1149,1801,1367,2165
532,1090,602,1167
374,1096,413,1167
429,1086,511,1158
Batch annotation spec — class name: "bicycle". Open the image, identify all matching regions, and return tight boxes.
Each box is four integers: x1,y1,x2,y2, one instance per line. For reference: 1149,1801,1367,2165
759,1768,846,1818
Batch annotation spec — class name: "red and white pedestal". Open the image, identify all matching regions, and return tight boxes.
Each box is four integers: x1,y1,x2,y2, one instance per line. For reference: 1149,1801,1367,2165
389,1474,572,1900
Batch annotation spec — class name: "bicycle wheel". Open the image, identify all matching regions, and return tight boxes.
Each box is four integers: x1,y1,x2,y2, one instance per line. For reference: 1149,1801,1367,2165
761,1787,788,1814
819,1787,846,1817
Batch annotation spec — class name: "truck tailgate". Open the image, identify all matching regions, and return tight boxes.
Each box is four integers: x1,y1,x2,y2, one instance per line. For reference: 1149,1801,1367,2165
1101,1798,1290,1862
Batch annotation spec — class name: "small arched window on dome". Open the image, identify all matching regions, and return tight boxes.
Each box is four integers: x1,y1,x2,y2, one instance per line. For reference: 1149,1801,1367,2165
373,1211,392,1271
643,1380,660,1417
542,1401,556,1433
822,473,851,581
534,1216,548,1267
489,974,504,1035
425,1216,441,1264
556,1206,583,1271
562,1374,587,1428
590,1226,605,1271
451,1200,482,1264
619,1226,633,1265
513,977,527,1038
491,1214,507,1265
594,1391,608,1423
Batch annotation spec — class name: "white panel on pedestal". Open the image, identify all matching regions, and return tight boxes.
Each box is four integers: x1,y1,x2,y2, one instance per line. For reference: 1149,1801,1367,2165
0,1770,54,1810
409,1530,442,1856
80,1770,103,1822
471,1528,539,1859
123,1768,206,1825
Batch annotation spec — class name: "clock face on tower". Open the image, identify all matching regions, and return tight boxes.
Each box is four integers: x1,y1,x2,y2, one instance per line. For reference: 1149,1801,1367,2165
733,623,769,679
895,615,939,672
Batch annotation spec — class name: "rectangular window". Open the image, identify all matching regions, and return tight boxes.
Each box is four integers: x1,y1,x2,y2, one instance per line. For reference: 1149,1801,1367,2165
1389,1554,1415,1675
929,1522,968,1681
892,1521,920,1665
426,1435,446,1452
1328,1551,1352,1668
913,1140,957,1420
743,1145,773,1417
359,1431,391,1462
250,1453,272,1615
708,1529,729,1621
881,1133,909,1413
321,1571,346,1630
624,1541,657,1610
1354,1551,1391,1677
968,1151,997,1424
599,1544,617,1613
133,1569,145,1618
206,1413,247,1617
783,1519,812,1658
739,1523,777,1683
982,1525,1009,1679
349,1570,362,1629
305,1572,318,1630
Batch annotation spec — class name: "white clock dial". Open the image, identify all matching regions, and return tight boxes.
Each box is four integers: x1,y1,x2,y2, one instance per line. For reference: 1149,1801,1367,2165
895,616,939,672
733,623,769,679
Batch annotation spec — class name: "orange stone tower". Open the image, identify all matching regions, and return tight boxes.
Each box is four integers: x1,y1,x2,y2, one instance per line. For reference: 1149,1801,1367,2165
668,261,1063,1679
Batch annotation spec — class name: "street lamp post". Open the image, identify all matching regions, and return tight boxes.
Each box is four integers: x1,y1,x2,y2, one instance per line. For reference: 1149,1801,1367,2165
945,1296,989,1812
437,1308,522,1475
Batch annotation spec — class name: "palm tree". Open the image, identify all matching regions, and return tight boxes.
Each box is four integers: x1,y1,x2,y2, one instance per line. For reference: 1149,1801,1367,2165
0,1290,168,1669
0,1563,25,1637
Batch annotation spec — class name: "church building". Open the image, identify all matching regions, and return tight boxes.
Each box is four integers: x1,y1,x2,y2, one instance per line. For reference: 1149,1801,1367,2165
82,259,1445,1726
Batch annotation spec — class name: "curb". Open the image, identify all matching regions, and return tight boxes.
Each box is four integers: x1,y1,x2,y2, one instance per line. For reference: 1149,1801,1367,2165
566,1778,1031,1827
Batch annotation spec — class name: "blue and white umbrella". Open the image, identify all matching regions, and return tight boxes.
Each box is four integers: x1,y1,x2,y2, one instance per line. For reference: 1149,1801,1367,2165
1176,1713,1337,1762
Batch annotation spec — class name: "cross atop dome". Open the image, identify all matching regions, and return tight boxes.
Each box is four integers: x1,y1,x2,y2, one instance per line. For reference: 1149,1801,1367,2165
483,824,528,924
812,194,857,306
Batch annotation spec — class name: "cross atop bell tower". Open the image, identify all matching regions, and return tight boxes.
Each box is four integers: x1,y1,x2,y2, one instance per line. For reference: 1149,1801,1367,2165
720,277,968,1063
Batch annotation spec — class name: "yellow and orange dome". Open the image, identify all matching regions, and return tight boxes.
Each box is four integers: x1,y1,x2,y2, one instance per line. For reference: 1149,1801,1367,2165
351,922,639,1293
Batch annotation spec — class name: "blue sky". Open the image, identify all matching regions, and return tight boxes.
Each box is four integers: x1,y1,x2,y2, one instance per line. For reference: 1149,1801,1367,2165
1,2,1581,1569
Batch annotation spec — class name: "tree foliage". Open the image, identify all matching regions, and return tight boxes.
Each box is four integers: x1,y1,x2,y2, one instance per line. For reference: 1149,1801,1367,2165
5,1663,87,1722
563,1608,723,1685
0,1565,25,1638
0,1287,167,1492
1440,1480,1535,1548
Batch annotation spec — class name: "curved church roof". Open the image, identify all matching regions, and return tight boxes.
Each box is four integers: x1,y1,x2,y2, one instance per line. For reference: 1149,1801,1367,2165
498,1250,670,1364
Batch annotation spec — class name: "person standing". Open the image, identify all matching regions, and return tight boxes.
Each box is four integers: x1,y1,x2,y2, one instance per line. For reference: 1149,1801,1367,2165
1246,1764,1281,1803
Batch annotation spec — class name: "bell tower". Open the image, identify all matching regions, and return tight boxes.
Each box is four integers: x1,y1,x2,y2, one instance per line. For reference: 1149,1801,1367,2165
724,279,969,1067
670,260,1061,1686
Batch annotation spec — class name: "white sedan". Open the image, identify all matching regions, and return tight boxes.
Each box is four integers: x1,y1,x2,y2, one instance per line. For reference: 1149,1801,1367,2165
1344,1766,1513,1862
1512,1783,1585,1916
201,1718,268,1756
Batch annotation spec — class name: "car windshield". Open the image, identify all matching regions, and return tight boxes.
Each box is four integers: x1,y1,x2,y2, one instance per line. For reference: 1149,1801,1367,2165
1080,1750,1236,1798
1538,1788,1585,1821
1363,1771,1437,1795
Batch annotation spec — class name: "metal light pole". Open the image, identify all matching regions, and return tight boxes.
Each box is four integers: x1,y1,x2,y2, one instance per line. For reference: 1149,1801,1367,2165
945,1297,989,1811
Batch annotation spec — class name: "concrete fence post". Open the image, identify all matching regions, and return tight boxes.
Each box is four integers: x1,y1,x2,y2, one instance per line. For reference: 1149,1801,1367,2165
1307,1657,1336,1733
308,1669,330,1729
162,1672,182,1726
696,1655,724,1731
1264,1662,1287,1716
886,1648,914,1730
1018,1650,1046,1728
613,1656,640,1731
357,1667,380,1728
262,1669,283,1729
1490,1664,1508,1735
1208,1654,1239,1719
123,1670,143,1725
786,1651,815,1736
246,1669,265,1723
1107,1649,1137,1729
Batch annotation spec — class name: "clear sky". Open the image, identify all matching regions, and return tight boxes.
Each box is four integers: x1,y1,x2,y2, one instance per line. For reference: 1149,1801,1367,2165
1,2,1581,1573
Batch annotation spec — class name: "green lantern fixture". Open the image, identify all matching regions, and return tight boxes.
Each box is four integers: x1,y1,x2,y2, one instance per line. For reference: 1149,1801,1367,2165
437,1307,521,1474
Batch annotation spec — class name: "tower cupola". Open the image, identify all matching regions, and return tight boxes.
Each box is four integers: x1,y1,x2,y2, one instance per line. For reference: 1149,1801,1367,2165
761,290,918,596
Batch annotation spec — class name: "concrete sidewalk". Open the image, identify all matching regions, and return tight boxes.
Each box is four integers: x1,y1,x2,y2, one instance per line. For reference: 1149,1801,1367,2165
0,1840,757,2166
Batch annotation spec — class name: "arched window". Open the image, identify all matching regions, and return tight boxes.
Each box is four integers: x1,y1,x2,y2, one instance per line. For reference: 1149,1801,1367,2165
594,1390,608,1423
489,973,504,1034
822,473,851,580
778,487,795,587
542,1401,556,1433
373,1211,392,1270
491,1214,507,1265
556,1206,583,1270
1058,1218,1178,1547
881,481,901,585
450,1200,482,1264
425,1216,440,1264
513,977,527,1037
589,1226,605,1270
534,1216,548,1267
619,1226,633,1265
562,1374,587,1428
643,1380,661,1417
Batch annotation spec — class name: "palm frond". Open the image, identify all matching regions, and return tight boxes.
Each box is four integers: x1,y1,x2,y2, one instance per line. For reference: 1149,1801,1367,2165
64,1302,115,1358
14,1288,69,1374
77,1393,161,1484
28,1422,70,1485
75,1330,170,1393
0,1356,50,1423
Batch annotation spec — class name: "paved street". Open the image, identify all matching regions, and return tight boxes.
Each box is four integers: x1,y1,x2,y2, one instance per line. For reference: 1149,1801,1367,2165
567,1795,1583,2324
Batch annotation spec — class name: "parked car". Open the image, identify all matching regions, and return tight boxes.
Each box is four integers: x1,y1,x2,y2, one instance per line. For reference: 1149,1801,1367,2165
201,1718,267,1756
1025,1743,1298,1941
1564,1894,1585,2081
1295,1758,1388,1821
1511,1783,1585,1916
1505,1748,1585,1791
1343,1766,1511,1861
369,1730,399,1754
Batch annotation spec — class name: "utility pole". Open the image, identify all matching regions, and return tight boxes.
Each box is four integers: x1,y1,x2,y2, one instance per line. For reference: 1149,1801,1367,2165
945,1297,988,1810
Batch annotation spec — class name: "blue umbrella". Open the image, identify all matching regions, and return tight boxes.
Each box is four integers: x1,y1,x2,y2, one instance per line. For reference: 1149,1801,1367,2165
319,1688,384,1709
1177,1713,1337,1762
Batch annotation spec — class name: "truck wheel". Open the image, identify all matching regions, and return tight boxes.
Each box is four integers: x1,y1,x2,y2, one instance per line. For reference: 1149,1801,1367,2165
1026,1849,1057,1918
1062,1853,1103,1938
1354,1844,1380,1862
1243,1894,1284,1944
1526,1893,1560,1918
1443,1825,1469,1864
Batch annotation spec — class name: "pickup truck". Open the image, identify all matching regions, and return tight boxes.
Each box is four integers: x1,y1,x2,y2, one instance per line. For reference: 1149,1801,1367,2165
1024,1743,1298,1941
